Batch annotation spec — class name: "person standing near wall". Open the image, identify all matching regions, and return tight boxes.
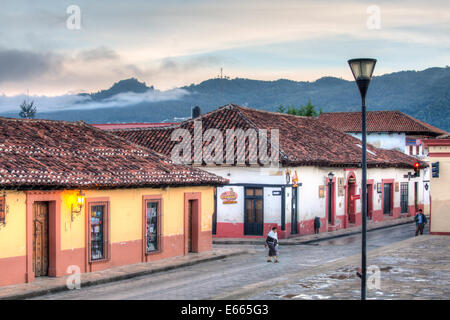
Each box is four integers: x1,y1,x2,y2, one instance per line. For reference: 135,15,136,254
414,209,427,236
314,216,321,234
265,227,279,263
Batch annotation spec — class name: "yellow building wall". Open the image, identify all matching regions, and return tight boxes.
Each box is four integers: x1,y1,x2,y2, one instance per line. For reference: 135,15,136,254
0,191,27,259
0,186,215,258
428,145,450,233
60,186,215,251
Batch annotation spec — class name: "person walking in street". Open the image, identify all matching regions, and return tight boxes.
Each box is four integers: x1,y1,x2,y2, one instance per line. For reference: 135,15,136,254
265,227,279,263
314,216,321,234
414,209,427,236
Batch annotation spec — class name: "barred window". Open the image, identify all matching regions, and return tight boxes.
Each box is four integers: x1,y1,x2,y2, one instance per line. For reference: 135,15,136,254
89,203,109,261
400,183,409,213
146,201,160,252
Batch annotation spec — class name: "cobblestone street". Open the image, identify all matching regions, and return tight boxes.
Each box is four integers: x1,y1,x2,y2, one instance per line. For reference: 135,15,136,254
29,222,436,300
247,235,450,300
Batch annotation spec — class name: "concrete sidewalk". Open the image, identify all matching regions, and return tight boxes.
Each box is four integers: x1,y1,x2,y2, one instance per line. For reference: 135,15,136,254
213,215,415,245
0,248,249,300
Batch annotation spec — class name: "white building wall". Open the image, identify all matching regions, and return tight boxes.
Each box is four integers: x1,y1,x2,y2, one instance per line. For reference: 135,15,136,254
207,165,423,236
350,132,405,152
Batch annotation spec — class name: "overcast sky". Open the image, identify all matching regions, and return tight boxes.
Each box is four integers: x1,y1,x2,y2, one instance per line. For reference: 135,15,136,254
0,0,449,96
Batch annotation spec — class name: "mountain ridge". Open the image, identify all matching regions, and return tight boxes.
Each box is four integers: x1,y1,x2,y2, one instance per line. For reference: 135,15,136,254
1,66,449,131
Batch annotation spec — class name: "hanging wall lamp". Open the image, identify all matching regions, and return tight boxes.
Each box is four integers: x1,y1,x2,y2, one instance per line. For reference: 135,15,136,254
71,190,85,222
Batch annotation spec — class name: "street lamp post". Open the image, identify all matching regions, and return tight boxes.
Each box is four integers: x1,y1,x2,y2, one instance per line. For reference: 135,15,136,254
348,58,377,300
328,172,334,225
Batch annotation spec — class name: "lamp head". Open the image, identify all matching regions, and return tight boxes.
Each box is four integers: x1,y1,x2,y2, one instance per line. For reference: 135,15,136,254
328,172,334,182
348,58,377,99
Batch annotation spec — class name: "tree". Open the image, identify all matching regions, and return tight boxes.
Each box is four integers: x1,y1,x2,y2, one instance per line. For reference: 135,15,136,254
280,99,320,117
19,100,37,119
276,105,286,113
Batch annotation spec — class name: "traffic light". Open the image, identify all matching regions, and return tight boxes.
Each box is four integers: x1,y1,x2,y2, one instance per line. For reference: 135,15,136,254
414,162,420,177
432,162,440,178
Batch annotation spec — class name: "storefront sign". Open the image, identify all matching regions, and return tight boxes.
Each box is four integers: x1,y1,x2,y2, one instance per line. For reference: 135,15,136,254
319,186,325,198
377,183,382,193
220,188,238,204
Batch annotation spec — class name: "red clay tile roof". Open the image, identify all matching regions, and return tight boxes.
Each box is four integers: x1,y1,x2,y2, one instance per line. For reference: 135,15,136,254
318,111,447,136
0,117,227,189
92,123,178,130
114,104,424,169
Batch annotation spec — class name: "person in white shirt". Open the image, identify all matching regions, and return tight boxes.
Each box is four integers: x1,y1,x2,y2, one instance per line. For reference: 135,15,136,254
265,227,279,263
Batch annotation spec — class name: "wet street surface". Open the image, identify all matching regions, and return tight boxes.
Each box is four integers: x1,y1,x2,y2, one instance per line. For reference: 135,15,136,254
250,230,450,300
34,223,424,300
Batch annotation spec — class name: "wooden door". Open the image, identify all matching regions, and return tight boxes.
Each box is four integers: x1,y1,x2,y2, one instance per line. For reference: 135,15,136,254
291,187,298,234
188,200,193,253
212,188,217,235
33,202,49,277
414,182,419,211
244,188,264,236
367,184,373,219
383,184,392,215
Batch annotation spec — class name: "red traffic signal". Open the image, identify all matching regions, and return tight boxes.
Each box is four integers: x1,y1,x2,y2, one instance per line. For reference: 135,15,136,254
414,162,420,176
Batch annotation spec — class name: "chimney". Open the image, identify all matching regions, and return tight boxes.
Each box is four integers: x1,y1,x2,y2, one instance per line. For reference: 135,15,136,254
192,106,201,119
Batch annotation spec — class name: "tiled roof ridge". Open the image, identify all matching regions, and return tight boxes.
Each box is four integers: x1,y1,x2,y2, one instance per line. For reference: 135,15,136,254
232,104,314,119
319,110,447,135
0,116,86,126
398,111,448,135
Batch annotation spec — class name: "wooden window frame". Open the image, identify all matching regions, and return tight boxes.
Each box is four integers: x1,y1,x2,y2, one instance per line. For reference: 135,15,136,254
142,195,163,257
86,199,111,264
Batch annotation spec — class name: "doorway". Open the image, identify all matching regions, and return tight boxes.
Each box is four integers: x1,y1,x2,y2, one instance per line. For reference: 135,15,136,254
187,200,195,253
291,187,298,234
414,182,419,211
184,193,201,254
33,202,49,277
347,179,356,223
383,183,393,215
244,187,264,236
367,183,373,220
212,188,217,235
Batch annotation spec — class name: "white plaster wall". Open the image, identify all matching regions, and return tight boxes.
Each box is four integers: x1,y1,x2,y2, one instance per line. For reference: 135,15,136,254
205,166,286,185
209,165,424,225
350,132,405,152
264,187,282,224
215,185,245,224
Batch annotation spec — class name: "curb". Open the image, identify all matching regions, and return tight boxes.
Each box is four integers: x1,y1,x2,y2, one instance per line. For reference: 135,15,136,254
213,218,415,245
0,249,249,300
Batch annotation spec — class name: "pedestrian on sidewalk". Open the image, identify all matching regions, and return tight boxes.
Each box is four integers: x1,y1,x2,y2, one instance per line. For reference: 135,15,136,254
265,227,279,263
314,216,321,234
414,209,427,236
